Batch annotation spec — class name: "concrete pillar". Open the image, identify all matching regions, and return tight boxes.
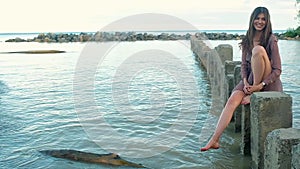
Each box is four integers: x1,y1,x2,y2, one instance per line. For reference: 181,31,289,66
233,65,242,90
233,65,242,132
205,51,213,76
191,37,211,70
241,104,251,155
292,143,300,169
226,74,234,110
215,44,233,64
250,92,292,169
234,105,242,132
225,61,241,76
198,44,207,68
264,128,300,169
225,61,241,99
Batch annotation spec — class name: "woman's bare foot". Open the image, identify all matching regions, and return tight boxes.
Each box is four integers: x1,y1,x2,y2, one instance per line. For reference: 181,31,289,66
200,139,220,152
241,95,251,105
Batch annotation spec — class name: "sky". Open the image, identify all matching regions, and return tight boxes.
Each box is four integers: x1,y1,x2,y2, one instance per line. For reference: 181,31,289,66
0,0,298,33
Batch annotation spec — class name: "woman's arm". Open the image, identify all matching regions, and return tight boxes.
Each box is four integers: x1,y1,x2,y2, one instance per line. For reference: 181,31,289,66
241,50,251,94
262,35,282,86
241,50,248,81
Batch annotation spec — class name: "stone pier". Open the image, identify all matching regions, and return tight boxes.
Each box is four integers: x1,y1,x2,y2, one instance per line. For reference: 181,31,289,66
190,36,233,114
190,37,300,168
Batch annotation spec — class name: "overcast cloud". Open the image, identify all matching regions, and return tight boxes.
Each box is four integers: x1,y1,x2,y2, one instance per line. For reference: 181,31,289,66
0,0,298,32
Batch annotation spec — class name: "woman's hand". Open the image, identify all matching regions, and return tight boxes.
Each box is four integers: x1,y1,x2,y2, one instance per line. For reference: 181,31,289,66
243,79,252,95
246,83,263,93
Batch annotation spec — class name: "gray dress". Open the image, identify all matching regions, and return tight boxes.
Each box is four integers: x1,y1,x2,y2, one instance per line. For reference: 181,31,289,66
233,34,283,92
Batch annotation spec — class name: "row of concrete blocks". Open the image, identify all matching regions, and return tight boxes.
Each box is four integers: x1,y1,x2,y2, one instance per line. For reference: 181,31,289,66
190,37,300,169
227,63,300,169
190,38,233,116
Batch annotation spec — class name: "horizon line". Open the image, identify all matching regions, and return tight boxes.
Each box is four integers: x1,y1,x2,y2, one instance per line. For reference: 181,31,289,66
0,29,287,34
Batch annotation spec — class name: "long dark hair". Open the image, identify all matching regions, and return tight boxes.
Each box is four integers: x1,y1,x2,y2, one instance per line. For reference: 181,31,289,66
239,7,273,54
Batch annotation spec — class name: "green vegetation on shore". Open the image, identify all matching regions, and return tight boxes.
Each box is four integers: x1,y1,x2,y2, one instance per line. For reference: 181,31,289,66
283,26,300,38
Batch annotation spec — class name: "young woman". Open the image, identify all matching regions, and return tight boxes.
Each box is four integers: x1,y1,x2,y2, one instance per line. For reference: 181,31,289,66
201,7,282,151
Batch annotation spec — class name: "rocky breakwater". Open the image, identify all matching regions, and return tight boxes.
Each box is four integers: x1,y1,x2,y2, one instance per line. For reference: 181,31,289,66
5,31,247,43
5,31,297,43
5,32,93,43
5,32,193,43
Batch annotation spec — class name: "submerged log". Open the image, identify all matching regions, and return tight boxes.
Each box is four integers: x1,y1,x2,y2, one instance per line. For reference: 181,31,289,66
40,149,145,168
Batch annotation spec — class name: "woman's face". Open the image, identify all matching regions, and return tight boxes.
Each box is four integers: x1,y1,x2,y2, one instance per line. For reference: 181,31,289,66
253,13,266,31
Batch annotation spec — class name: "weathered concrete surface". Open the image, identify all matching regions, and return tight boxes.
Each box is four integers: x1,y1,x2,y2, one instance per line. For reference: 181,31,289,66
191,37,233,115
241,104,251,155
234,104,242,132
233,65,242,86
191,39,209,68
225,61,241,76
264,128,300,169
292,143,300,169
250,92,292,169
233,65,242,132
225,61,242,101
215,44,233,65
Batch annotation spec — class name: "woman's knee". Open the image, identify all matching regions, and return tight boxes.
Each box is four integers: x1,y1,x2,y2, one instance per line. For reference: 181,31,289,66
252,45,266,56
228,91,244,104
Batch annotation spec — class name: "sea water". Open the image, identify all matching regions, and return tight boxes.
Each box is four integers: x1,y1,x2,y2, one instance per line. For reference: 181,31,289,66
0,35,299,169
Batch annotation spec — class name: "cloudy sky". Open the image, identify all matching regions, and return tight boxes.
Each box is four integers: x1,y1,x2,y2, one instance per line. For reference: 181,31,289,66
0,0,298,33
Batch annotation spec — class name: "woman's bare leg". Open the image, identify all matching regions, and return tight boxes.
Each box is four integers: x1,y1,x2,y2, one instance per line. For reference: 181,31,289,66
201,46,272,151
201,90,245,151
251,45,272,85
240,46,272,105
241,95,251,105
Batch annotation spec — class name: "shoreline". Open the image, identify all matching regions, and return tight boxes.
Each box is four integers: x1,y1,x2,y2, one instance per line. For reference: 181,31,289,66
3,31,299,43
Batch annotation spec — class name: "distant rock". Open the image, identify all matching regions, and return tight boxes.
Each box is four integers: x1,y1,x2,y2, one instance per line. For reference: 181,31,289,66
5,37,27,42
2,50,66,54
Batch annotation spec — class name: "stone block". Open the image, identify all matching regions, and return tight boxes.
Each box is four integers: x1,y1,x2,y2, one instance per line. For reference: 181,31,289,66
241,104,251,155
292,143,300,169
264,128,300,169
202,51,209,68
226,74,234,99
225,61,241,76
250,92,292,169
224,62,241,98
215,44,233,64
233,65,242,132
234,105,242,132
234,65,242,86
207,51,214,80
